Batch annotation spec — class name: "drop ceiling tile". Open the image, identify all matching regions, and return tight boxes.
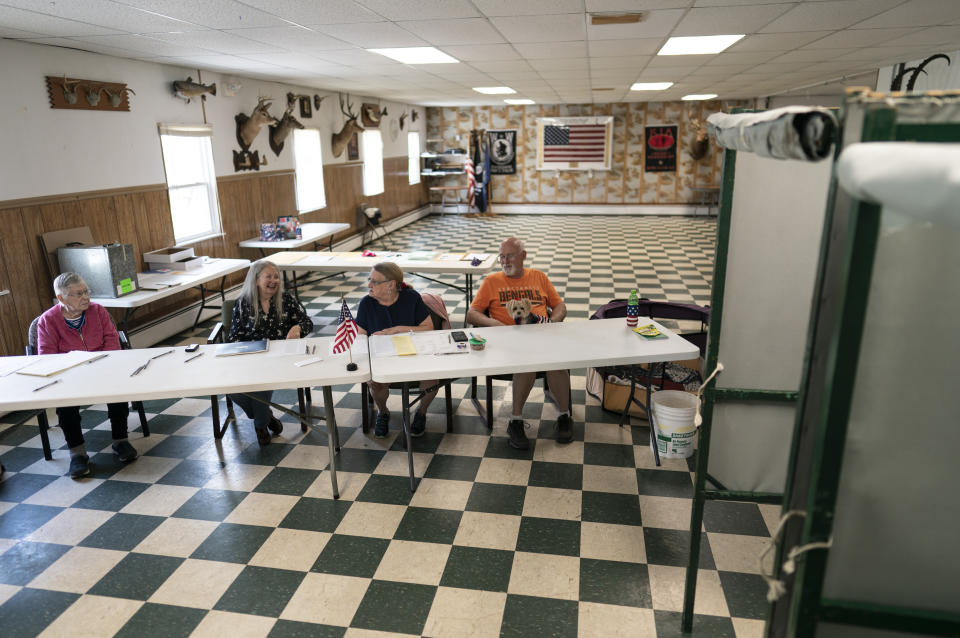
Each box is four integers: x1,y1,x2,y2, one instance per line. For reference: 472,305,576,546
800,27,923,49
588,0,692,10
399,18,505,45
590,69,642,81
316,48,401,66
588,38,663,56
489,14,586,43
698,63,757,73
151,30,278,55
489,71,547,81
224,26,353,52
727,31,833,51
239,0,383,25
673,5,792,36
21,36,144,58
469,59,535,72
474,0,585,16
853,0,960,29
0,5,121,36
512,40,588,59
0,0,206,33
760,0,902,33
110,0,292,30
172,54,287,71
646,54,713,67
590,55,652,70
768,48,858,63
311,21,426,48
693,0,793,5
67,33,211,56
439,43,519,61
240,52,347,72
0,25,42,38
879,25,960,48
586,9,685,40
358,0,480,21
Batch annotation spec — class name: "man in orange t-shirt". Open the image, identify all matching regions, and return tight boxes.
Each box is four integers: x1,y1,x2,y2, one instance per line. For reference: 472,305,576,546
467,237,572,449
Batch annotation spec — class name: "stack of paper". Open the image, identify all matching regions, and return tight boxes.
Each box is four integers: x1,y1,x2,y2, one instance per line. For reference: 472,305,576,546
16,351,105,377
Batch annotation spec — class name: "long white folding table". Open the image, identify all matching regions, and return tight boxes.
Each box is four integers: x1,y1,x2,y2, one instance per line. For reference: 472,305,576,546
369,317,700,491
238,222,349,257
269,251,498,325
0,336,370,498
100,258,251,333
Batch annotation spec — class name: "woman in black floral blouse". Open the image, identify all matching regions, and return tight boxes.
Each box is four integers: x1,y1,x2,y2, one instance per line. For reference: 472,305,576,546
228,260,313,445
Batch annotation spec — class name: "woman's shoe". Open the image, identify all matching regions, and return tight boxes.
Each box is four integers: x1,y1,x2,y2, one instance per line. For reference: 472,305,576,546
268,417,284,436
255,428,271,446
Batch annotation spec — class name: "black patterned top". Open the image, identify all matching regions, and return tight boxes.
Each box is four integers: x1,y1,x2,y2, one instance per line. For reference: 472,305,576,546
227,292,313,342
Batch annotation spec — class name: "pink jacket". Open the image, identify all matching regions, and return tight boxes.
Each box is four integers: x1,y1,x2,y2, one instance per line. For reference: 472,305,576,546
37,302,121,355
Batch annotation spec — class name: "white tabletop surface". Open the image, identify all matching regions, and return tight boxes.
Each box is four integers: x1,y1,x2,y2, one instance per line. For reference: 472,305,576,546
0,336,370,411
97,258,250,309
368,318,699,384
269,250,498,275
239,222,350,250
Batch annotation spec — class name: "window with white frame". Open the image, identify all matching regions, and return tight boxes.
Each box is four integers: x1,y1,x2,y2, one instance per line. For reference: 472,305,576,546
293,128,327,212
407,131,421,185
158,124,222,244
362,129,384,196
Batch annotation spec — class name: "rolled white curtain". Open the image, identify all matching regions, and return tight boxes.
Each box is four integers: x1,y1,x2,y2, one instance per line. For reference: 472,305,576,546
707,106,837,161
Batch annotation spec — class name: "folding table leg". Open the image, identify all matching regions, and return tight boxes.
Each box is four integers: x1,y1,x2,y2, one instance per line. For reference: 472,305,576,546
401,383,416,492
321,385,340,499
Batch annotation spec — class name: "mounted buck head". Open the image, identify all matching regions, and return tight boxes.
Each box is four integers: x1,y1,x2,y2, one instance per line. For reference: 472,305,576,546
688,118,709,161
269,100,304,156
399,111,408,130
331,93,364,158
236,97,278,150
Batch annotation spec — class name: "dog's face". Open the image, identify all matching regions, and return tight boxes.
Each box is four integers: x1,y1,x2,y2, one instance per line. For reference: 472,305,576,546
505,298,532,320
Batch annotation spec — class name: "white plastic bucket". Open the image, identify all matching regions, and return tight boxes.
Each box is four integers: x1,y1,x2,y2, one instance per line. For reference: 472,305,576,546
651,390,699,459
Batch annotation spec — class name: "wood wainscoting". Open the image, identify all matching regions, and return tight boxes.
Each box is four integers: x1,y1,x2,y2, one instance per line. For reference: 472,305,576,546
0,156,427,356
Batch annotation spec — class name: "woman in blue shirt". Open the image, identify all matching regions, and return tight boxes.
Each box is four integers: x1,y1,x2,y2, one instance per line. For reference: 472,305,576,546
357,262,438,438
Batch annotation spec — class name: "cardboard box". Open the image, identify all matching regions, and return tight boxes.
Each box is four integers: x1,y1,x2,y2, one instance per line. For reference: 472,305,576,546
593,358,703,420
57,243,139,298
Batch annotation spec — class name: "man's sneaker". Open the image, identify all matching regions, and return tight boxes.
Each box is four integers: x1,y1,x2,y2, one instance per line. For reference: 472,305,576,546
507,419,530,450
267,417,284,436
410,412,426,437
374,411,390,438
556,414,573,444
112,440,139,462
69,454,91,479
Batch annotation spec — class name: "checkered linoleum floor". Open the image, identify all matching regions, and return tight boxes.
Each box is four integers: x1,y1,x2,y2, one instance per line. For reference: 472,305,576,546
0,214,778,638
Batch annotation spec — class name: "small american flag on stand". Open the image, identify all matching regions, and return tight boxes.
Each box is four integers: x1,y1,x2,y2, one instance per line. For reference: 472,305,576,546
333,298,358,354
464,156,475,208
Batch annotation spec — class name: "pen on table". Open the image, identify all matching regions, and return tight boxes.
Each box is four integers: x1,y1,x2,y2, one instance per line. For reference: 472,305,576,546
150,349,174,360
184,352,204,363
84,353,109,365
33,378,62,392
130,360,150,376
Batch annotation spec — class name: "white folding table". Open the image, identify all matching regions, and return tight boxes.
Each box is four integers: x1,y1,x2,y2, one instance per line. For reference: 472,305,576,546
0,335,370,499
100,258,251,333
238,222,349,257
368,317,700,490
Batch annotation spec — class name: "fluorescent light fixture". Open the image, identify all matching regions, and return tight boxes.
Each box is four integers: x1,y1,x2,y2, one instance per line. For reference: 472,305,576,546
631,82,673,91
473,86,516,94
682,93,718,101
658,35,744,56
368,46,458,64
504,98,535,105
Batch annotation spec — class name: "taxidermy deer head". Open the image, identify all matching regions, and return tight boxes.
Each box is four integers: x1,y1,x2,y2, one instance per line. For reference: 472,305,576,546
104,87,135,108
85,87,105,106
890,53,951,91
236,97,277,150
689,118,709,161
269,100,304,156
331,94,364,158
399,111,408,130
60,77,82,104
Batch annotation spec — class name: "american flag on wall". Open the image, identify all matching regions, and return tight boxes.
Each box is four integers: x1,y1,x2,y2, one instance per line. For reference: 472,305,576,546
542,124,606,162
333,299,357,354
464,156,475,207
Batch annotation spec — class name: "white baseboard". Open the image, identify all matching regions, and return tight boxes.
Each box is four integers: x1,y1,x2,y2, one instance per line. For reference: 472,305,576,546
129,205,433,348
432,203,713,216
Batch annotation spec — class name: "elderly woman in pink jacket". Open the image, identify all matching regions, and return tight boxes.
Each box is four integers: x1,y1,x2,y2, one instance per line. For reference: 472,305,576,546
37,272,139,479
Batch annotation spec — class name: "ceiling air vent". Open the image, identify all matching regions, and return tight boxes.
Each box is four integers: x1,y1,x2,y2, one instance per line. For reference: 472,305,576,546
590,12,647,26
592,88,616,92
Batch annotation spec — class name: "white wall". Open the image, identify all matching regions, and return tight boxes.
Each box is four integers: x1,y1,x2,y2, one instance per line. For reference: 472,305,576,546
0,39,426,201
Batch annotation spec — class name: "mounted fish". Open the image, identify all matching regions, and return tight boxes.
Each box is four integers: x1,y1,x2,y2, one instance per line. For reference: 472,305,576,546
234,97,276,171
173,77,217,103
269,100,305,156
332,94,364,158
361,103,381,128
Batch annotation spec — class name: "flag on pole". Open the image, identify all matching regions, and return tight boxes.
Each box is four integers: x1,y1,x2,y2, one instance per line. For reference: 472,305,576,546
464,155,475,208
333,299,358,353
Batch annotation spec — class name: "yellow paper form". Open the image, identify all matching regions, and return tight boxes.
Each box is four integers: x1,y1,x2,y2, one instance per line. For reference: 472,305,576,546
391,335,417,356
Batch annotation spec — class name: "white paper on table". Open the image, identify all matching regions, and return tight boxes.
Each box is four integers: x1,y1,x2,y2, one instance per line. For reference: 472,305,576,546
265,340,313,357
299,254,333,266
370,338,397,358
15,351,104,377
329,339,369,356
412,332,461,355
0,357,39,377
463,253,491,262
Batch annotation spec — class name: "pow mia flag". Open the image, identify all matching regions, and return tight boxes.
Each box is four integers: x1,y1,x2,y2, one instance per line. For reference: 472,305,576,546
487,129,517,175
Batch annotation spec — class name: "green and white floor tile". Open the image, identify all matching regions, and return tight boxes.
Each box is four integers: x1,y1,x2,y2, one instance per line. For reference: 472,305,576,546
0,214,777,637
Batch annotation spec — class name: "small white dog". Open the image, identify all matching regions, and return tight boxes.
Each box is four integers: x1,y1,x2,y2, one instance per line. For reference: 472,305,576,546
505,298,548,325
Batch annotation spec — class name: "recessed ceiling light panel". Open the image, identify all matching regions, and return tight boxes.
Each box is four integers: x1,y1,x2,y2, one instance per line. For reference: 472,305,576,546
368,47,459,64
682,94,719,101
658,35,744,56
504,98,535,105
630,82,673,91
473,86,516,94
